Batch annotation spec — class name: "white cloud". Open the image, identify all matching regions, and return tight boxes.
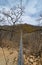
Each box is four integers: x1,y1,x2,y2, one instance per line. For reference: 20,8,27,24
0,0,42,26
22,16,38,25
25,0,37,15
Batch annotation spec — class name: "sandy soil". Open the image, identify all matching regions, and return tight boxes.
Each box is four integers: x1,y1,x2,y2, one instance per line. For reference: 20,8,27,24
0,47,18,65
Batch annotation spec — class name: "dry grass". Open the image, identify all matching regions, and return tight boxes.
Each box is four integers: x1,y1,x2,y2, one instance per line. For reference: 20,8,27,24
0,24,42,65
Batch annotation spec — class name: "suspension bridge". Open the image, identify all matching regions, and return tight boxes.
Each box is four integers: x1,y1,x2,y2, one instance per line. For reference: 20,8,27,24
18,31,24,65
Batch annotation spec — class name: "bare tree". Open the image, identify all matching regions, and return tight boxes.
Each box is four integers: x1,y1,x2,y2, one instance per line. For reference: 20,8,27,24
0,2,24,25
36,14,42,26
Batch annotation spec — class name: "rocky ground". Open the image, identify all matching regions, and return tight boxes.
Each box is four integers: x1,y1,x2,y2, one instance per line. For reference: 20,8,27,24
0,47,42,65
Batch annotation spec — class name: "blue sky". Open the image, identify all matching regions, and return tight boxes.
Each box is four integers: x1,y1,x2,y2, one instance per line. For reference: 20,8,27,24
0,0,42,26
